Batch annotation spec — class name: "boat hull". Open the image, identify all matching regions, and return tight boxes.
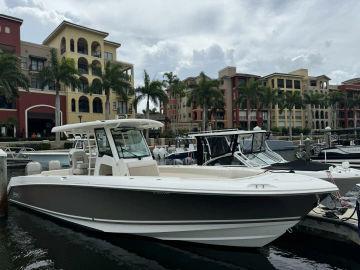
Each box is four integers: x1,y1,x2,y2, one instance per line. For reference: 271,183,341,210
8,184,318,247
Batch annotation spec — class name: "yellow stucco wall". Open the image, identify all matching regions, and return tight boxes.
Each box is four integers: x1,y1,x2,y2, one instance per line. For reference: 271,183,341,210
44,24,133,124
264,75,305,129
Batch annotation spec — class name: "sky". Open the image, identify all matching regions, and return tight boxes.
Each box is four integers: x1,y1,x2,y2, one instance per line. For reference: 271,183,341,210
1,0,360,100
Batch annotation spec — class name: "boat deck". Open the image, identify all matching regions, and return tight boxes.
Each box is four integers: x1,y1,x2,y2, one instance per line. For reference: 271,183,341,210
296,205,360,246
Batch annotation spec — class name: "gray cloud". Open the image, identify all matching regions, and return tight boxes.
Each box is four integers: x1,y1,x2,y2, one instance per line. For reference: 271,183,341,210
1,0,360,108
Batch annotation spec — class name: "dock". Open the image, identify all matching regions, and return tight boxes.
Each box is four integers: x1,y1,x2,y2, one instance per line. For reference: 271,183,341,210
296,204,360,246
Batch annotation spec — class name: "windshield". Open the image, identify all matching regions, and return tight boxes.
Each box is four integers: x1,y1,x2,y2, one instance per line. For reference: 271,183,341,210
111,128,150,159
238,133,266,154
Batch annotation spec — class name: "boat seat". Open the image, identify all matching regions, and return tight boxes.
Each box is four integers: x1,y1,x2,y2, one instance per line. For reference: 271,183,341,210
127,159,159,176
71,150,89,175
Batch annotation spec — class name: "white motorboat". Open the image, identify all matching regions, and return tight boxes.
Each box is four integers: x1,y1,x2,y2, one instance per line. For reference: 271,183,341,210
7,119,337,248
191,129,360,196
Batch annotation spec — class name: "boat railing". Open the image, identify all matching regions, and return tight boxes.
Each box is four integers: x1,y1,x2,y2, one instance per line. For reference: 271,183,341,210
3,147,35,160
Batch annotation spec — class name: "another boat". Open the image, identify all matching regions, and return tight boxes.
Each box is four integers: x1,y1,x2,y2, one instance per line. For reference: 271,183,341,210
7,119,337,248
3,147,33,168
191,129,360,196
311,145,360,168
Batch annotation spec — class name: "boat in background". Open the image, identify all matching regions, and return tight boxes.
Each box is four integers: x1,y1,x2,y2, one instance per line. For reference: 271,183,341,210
7,119,337,248
191,129,360,196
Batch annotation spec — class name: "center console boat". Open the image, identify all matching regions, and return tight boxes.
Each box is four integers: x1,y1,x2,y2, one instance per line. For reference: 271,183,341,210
7,119,337,247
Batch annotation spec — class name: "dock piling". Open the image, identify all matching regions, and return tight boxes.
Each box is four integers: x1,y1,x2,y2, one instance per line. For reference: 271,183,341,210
0,149,8,218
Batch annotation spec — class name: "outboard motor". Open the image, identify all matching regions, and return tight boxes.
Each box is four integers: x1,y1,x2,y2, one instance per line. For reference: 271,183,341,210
153,147,160,160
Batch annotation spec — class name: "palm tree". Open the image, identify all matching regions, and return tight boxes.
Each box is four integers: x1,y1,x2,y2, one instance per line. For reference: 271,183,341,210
163,72,186,133
259,86,279,131
209,96,225,130
324,91,342,129
283,91,303,140
303,91,325,130
0,52,29,101
186,72,220,131
236,78,260,130
91,61,131,120
136,70,168,139
39,48,79,145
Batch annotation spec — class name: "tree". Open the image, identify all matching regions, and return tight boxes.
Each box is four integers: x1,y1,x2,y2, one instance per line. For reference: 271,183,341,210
163,72,186,133
303,91,325,130
236,78,261,130
327,91,343,129
186,72,220,131
39,48,79,145
209,96,225,130
282,91,303,140
90,61,131,120
259,86,279,131
0,52,29,101
136,70,168,139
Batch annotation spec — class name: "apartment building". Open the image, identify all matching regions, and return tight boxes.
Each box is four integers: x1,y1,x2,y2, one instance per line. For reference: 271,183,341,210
43,20,134,125
218,67,261,129
289,69,331,130
337,78,360,128
0,14,134,138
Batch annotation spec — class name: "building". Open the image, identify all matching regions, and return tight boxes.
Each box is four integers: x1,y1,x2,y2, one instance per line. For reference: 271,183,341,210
42,20,134,125
289,69,331,131
218,67,261,129
337,78,360,128
0,14,134,138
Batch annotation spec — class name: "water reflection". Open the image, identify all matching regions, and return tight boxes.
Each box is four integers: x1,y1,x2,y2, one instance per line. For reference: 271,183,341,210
1,207,276,270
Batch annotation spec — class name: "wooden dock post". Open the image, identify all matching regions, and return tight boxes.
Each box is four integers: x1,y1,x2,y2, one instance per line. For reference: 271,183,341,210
0,149,8,218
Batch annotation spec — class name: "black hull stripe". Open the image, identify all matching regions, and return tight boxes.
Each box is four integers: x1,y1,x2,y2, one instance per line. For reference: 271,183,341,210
9,199,301,226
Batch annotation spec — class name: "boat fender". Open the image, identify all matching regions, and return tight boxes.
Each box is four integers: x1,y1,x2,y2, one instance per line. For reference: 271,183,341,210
26,161,42,175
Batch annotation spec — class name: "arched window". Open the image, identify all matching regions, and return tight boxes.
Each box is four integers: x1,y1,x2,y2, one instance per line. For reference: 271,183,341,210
70,39,75,52
77,38,88,55
315,111,319,119
91,41,101,58
316,121,319,129
320,111,324,119
321,121,325,129
60,37,66,54
92,97,103,113
71,98,76,112
91,78,102,95
78,57,88,74
79,96,89,112
79,77,89,93
91,60,102,76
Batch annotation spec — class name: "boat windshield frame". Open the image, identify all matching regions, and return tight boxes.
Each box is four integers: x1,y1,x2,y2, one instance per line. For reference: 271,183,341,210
238,133,267,154
110,128,151,159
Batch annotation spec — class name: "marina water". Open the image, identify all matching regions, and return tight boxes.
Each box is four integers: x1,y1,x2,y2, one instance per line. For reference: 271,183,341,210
1,168,359,270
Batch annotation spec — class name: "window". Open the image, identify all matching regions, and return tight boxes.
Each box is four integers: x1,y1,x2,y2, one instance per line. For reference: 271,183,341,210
310,80,317,87
71,99,76,112
271,79,274,88
30,58,44,71
277,79,284,88
70,39,74,52
117,101,127,114
188,113,191,118
0,96,15,109
93,97,103,113
111,128,151,159
79,96,89,112
207,155,243,166
95,128,112,157
104,51,113,61
21,57,27,69
30,76,41,89
294,80,301,89
286,79,293,89
113,101,117,111
4,26,10,34
77,38,88,54
60,37,66,54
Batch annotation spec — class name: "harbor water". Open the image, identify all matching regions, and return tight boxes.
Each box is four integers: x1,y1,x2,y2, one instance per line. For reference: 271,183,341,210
1,168,359,270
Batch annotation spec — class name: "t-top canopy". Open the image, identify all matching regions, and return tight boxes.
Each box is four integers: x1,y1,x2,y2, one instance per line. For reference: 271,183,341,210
52,119,164,134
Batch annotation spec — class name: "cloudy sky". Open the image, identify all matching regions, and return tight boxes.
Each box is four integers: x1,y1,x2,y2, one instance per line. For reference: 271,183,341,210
2,0,360,87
